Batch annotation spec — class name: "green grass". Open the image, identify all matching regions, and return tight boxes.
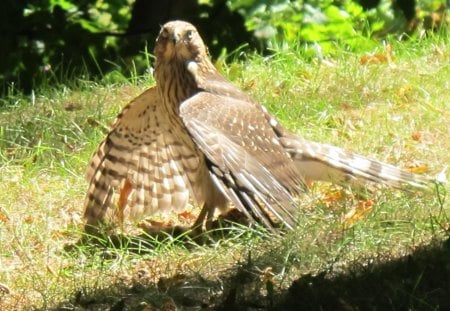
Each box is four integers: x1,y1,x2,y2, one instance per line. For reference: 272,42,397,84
0,35,449,310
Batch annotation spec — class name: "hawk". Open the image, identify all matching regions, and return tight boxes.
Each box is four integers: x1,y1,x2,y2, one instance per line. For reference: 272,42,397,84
84,20,429,234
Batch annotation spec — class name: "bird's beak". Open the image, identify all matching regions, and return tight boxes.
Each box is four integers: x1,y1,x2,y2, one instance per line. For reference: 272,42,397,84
172,31,181,44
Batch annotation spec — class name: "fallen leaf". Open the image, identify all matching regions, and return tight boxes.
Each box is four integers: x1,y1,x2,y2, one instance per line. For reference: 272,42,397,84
360,53,388,65
321,190,343,206
360,44,393,65
411,131,422,141
342,200,374,228
0,211,9,223
177,211,196,222
406,165,429,174
358,199,374,208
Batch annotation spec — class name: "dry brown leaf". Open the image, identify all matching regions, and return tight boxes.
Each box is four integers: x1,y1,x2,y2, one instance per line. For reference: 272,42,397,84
360,53,388,65
0,211,9,223
360,44,393,65
321,190,343,207
411,131,422,142
177,211,196,223
342,200,374,228
406,165,429,174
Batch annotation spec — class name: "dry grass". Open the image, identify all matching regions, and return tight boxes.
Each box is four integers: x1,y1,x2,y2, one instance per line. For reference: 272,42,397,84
0,36,449,310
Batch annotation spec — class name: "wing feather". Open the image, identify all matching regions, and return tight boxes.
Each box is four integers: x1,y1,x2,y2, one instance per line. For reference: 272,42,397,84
84,87,204,228
180,92,303,229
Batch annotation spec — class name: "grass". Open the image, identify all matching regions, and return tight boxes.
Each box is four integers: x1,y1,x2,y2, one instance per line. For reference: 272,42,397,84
0,35,449,310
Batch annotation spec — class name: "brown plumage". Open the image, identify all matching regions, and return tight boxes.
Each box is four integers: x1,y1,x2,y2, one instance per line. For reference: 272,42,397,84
84,20,430,234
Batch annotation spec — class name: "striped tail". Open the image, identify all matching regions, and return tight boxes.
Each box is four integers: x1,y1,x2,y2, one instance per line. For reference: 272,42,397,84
281,137,431,190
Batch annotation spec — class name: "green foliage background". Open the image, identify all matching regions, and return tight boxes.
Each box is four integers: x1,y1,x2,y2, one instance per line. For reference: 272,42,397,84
0,0,447,95
0,0,133,94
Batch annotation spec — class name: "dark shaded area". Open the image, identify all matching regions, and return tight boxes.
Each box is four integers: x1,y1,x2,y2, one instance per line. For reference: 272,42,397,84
1,0,432,97
276,238,450,311
358,0,416,21
395,0,417,21
358,0,382,10
55,237,450,310
0,0,123,94
2,0,445,98
0,0,255,96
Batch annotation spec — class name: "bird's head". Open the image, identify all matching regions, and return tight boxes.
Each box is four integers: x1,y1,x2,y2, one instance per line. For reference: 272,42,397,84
155,21,208,64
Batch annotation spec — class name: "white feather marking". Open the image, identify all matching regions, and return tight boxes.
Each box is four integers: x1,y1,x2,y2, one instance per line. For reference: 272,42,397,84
348,157,371,170
186,60,198,74
269,118,278,127
173,174,186,188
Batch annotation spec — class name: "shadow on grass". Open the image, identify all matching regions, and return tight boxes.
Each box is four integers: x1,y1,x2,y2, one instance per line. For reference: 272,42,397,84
276,238,450,311
57,233,450,311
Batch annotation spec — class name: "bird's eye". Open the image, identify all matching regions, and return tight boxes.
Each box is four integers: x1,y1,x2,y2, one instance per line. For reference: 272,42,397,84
186,30,194,41
160,29,169,39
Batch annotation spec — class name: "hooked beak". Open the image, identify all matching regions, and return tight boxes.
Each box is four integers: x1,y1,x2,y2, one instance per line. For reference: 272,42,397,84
171,31,181,44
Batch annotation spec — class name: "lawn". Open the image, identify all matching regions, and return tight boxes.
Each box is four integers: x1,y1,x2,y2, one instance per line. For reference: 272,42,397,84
0,35,449,310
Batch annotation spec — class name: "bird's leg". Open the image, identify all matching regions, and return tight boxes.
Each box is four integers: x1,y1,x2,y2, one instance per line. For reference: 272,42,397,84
191,181,228,236
191,204,210,232
204,205,217,231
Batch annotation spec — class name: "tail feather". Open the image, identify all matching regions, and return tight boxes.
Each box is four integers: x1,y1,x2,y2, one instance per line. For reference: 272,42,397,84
281,137,431,190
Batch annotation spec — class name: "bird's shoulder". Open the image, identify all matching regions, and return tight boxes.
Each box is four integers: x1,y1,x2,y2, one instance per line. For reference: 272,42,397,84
111,86,163,130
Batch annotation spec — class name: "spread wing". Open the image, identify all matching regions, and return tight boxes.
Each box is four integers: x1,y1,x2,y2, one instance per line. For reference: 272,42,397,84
180,92,305,230
84,87,207,228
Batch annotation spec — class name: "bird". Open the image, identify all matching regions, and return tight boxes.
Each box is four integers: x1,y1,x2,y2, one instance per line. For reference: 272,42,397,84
83,20,430,235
